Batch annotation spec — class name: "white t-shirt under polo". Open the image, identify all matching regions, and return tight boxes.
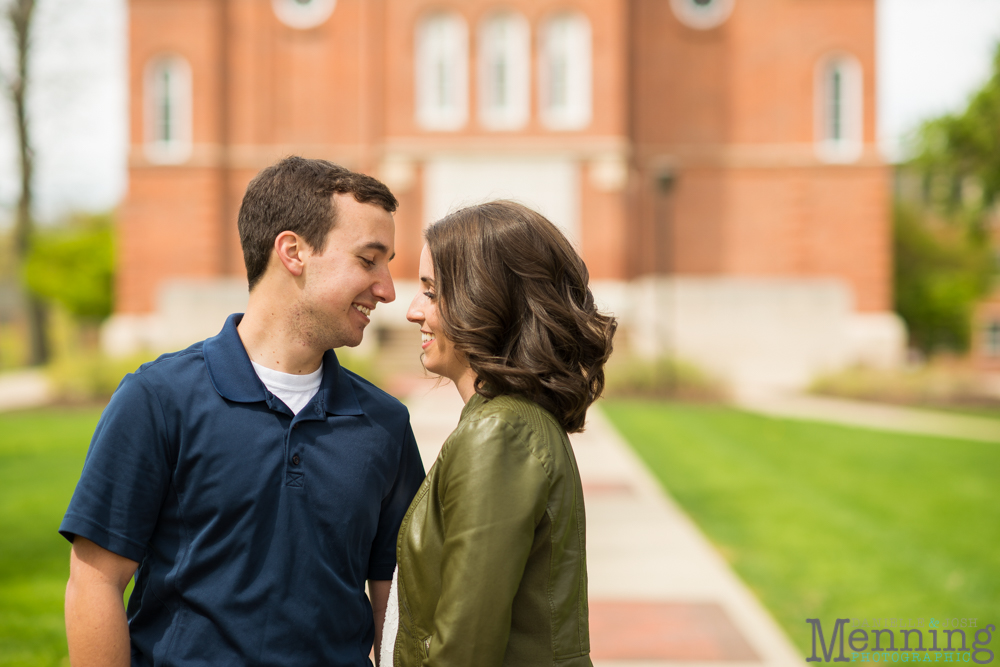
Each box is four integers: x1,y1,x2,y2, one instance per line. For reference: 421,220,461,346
250,360,323,415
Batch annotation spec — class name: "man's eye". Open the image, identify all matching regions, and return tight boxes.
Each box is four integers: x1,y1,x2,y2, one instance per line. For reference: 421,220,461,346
361,257,376,267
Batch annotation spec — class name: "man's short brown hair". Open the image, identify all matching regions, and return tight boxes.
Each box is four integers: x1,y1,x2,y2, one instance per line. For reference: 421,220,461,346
238,156,398,290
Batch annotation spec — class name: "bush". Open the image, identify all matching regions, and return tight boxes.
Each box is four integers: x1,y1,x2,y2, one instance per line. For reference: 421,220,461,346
46,350,157,403
603,354,726,401
810,359,1000,410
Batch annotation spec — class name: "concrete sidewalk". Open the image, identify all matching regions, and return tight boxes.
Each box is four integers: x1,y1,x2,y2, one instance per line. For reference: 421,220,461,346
405,383,806,667
738,393,1000,443
0,368,51,412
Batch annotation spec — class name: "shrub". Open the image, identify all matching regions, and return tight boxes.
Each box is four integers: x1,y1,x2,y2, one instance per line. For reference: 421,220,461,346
604,354,726,401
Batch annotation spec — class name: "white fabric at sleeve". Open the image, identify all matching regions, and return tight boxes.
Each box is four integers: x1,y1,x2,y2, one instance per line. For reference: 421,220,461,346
380,566,399,667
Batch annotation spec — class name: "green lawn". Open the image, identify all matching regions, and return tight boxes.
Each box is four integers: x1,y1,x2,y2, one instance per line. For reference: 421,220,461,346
0,407,102,667
603,400,1000,658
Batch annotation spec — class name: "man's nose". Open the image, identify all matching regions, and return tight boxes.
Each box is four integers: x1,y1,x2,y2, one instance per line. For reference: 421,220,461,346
374,268,395,303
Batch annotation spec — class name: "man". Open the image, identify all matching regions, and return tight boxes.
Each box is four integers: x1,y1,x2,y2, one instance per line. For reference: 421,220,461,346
61,157,425,666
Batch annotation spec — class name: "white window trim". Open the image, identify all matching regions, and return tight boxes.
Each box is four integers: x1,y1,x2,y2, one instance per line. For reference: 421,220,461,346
477,11,530,131
669,0,735,30
143,55,193,165
415,12,469,131
272,0,336,30
815,53,864,164
538,12,592,131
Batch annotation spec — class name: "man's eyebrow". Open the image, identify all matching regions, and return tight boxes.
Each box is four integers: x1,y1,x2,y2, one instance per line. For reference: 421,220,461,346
361,241,395,261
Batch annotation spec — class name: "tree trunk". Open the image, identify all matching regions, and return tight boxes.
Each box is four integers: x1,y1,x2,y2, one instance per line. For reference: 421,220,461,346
7,0,47,366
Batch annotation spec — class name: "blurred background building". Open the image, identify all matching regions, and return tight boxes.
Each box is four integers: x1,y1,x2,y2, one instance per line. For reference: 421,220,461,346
108,0,905,393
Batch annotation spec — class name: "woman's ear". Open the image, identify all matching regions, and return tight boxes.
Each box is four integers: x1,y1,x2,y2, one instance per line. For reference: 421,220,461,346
274,231,305,277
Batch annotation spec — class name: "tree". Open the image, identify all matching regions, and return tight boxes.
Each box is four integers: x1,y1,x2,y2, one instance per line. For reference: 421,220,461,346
898,43,1000,354
2,0,49,365
24,212,113,322
910,46,1000,211
893,203,992,353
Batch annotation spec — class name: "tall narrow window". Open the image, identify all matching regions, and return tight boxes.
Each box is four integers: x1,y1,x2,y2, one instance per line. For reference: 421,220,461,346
478,12,529,130
815,54,863,164
144,56,192,164
986,320,1000,357
539,12,591,131
416,12,469,131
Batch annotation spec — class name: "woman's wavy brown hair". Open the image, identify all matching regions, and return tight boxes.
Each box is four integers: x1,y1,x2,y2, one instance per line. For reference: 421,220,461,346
426,200,617,433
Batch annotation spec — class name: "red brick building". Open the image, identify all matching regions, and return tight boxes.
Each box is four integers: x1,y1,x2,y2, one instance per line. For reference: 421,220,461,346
109,0,902,390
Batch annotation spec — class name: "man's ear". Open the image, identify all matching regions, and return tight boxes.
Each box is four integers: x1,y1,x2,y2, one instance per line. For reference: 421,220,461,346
274,231,306,277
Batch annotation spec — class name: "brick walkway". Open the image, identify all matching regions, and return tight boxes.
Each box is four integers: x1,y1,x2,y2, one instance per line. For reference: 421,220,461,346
405,383,807,667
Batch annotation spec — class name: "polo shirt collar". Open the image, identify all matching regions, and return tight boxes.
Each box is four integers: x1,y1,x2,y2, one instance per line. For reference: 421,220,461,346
204,313,363,416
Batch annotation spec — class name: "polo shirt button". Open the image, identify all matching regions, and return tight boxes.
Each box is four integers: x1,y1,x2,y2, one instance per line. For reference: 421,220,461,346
291,454,301,466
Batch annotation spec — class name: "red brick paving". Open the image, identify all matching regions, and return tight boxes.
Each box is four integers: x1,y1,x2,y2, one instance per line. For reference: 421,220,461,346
582,481,635,496
590,601,760,661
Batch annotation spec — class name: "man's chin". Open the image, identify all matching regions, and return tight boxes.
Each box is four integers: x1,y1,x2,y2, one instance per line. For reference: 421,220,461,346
340,327,367,349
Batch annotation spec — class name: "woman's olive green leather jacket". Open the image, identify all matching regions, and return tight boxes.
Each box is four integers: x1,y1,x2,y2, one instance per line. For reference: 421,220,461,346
392,393,592,667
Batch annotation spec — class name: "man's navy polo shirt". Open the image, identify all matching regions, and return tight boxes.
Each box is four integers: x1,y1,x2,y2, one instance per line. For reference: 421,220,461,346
60,314,425,667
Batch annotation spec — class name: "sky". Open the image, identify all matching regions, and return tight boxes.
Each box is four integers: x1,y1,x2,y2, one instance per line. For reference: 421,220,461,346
0,0,998,224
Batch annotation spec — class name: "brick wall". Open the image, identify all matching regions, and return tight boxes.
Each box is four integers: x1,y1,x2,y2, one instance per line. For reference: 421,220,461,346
120,0,889,317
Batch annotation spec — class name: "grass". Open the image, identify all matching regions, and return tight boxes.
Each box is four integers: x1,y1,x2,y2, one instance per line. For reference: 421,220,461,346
602,400,1000,659
0,406,102,667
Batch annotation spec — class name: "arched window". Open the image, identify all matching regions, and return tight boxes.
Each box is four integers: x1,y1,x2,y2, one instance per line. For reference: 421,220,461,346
144,55,192,165
415,12,469,131
669,0,735,30
272,0,336,29
815,54,863,164
538,12,591,131
477,11,530,130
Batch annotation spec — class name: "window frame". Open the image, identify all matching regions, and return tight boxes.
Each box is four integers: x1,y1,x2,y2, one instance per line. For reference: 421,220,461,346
271,0,337,30
143,54,193,165
477,11,531,131
814,53,864,164
415,11,470,132
538,12,592,131
669,0,735,30
985,320,1000,358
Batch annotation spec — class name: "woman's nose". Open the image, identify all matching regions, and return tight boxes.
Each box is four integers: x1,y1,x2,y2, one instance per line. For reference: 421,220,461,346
406,293,424,323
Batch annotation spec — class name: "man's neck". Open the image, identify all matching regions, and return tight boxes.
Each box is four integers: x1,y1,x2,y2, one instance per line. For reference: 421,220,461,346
238,295,325,375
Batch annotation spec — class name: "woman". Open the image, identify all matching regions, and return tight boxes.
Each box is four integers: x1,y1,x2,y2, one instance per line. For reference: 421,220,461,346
384,201,616,667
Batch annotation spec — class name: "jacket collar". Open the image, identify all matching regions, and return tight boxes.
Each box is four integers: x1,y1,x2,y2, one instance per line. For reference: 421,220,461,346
459,392,490,421
204,313,363,416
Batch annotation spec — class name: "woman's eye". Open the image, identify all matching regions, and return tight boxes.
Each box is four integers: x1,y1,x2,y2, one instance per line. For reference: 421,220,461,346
424,291,437,300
